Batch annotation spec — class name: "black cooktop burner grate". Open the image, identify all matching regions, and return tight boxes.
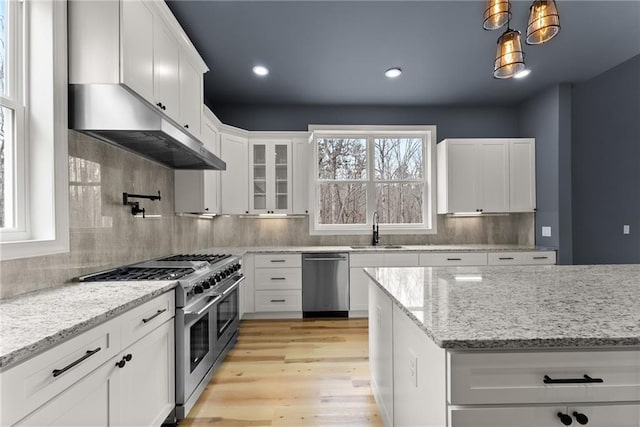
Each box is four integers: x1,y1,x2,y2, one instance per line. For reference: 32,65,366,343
81,267,195,282
156,254,231,263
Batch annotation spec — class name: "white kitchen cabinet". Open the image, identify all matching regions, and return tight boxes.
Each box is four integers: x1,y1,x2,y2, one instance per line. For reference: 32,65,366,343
69,0,208,129
220,133,249,214
292,138,310,215
1,292,175,427
174,118,220,214
449,404,640,427
369,280,394,427
437,139,535,214
253,254,302,314
487,250,556,265
115,319,175,427
350,254,384,315
178,53,203,138
249,139,292,214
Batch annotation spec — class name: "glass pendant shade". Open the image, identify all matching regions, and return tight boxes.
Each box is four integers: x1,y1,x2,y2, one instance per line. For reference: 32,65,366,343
493,29,525,79
483,0,511,30
526,0,561,45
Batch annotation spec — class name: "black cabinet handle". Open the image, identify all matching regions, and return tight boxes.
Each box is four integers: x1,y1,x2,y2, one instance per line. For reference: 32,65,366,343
447,258,462,261
533,256,549,260
184,124,189,128
544,374,604,384
270,260,286,263
52,347,102,377
573,412,589,425
156,102,162,108
270,277,286,280
115,353,132,368
142,308,167,323
499,257,514,260
557,412,573,425
270,299,286,303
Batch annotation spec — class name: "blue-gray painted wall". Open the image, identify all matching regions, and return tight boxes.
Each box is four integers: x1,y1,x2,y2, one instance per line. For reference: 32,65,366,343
212,104,519,139
517,84,573,264
571,54,640,264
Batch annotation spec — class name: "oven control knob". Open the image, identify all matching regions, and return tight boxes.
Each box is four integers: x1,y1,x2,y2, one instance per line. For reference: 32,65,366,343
202,281,211,289
234,264,241,271
194,285,204,294
214,274,222,282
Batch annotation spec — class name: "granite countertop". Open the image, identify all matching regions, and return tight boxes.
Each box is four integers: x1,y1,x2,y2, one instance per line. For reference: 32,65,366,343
0,280,177,371
366,264,640,350
200,244,554,255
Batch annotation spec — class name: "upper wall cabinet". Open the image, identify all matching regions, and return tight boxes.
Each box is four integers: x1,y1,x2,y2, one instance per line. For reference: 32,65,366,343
174,113,220,214
249,139,293,214
437,139,535,214
292,138,310,215
220,133,250,215
69,0,208,139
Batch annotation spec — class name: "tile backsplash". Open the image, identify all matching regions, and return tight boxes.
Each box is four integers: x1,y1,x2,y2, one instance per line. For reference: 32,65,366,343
1,131,534,299
0,131,215,299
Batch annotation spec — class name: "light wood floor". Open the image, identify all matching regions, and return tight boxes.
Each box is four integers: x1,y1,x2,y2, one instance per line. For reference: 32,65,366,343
180,318,382,426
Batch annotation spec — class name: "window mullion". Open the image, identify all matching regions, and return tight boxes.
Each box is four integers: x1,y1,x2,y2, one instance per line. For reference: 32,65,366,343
367,135,376,226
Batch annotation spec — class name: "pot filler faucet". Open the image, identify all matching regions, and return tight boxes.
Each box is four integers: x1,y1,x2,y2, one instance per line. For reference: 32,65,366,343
372,211,380,246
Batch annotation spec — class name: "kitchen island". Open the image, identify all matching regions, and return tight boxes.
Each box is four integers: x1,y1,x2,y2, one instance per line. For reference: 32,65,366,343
365,265,640,427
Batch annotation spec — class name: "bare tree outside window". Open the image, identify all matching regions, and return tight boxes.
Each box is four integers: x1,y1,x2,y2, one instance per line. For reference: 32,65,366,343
317,136,426,226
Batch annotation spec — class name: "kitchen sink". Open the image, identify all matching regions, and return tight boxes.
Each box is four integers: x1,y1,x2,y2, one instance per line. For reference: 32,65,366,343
350,245,404,249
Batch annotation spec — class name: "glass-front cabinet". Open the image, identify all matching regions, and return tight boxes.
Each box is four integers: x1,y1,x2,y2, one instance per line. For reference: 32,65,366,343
249,139,292,214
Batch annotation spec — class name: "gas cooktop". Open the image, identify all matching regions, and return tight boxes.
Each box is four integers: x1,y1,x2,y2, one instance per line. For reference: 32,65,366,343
80,266,195,282
156,254,231,263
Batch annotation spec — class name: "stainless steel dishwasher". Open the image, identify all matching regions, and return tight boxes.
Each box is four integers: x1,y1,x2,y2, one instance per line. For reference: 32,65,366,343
302,253,350,318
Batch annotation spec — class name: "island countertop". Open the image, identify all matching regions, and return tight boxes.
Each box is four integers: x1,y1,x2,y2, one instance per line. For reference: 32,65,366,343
365,264,640,350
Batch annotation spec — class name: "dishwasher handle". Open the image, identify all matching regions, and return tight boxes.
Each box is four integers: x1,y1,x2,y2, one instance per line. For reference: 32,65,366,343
304,256,348,262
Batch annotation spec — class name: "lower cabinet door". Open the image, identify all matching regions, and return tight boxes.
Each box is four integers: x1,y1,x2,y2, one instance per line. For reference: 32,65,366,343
15,360,117,426
115,319,175,427
349,267,369,313
449,404,640,427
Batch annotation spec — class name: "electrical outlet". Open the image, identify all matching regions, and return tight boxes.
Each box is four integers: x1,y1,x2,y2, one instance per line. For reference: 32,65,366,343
542,226,551,237
623,225,630,235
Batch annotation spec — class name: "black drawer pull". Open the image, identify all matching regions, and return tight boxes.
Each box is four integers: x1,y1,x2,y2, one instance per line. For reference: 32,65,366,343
544,374,604,384
573,412,589,425
270,277,286,280
270,259,286,263
270,299,286,303
52,347,102,377
499,257,514,260
557,412,573,425
142,308,167,323
447,258,462,261
533,256,549,260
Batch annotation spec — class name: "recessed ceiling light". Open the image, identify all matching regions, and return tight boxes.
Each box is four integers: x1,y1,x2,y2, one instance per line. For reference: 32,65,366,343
252,65,269,76
385,67,402,78
514,68,532,79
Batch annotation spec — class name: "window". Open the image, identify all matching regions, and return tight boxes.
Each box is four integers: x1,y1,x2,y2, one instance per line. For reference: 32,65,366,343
310,126,436,235
0,0,68,260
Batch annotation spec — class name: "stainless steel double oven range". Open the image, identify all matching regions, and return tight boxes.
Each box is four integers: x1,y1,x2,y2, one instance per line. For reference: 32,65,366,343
79,253,244,420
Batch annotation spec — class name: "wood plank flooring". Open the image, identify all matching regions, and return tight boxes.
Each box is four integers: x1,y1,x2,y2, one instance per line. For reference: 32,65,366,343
180,318,382,426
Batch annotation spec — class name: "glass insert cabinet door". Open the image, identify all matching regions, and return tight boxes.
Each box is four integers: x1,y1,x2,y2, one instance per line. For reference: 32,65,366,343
249,140,292,214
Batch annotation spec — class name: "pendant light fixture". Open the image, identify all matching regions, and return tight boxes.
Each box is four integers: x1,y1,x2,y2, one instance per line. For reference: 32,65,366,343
493,16,525,79
483,0,511,31
526,0,561,45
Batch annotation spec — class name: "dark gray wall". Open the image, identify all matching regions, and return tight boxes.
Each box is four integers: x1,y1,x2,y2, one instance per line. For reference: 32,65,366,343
571,54,640,264
517,84,573,264
211,104,519,139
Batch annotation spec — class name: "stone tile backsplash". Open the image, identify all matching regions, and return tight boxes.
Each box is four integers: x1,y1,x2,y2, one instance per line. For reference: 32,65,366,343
0,131,533,299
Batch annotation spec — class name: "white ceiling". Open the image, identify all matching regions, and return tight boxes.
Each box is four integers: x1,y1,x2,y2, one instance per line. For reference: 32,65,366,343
166,0,640,107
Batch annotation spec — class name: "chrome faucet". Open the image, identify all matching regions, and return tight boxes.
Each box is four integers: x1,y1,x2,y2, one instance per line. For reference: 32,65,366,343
372,211,380,246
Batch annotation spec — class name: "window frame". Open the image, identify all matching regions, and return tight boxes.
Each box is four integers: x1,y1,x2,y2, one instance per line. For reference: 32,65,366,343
0,0,69,260
309,125,437,236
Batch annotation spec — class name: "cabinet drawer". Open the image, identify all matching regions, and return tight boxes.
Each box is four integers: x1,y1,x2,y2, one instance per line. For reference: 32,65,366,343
350,253,384,268
384,253,419,267
419,252,487,266
255,290,302,312
449,350,640,405
0,320,120,426
255,254,301,268
255,268,301,290
487,251,556,265
449,404,640,427
120,291,175,349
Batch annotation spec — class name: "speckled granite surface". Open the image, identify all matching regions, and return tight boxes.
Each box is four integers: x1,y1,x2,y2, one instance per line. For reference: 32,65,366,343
200,244,553,255
0,280,177,370
366,265,640,350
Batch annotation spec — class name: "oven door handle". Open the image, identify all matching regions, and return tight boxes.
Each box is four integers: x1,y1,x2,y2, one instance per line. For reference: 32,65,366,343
185,295,222,319
222,275,245,296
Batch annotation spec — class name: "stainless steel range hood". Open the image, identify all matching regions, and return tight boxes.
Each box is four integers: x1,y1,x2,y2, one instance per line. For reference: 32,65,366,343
69,84,226,170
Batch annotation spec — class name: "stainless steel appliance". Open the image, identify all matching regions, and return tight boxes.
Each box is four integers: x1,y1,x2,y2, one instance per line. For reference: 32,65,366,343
69,84,226,170
302,253,350,318
79,253,243,420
